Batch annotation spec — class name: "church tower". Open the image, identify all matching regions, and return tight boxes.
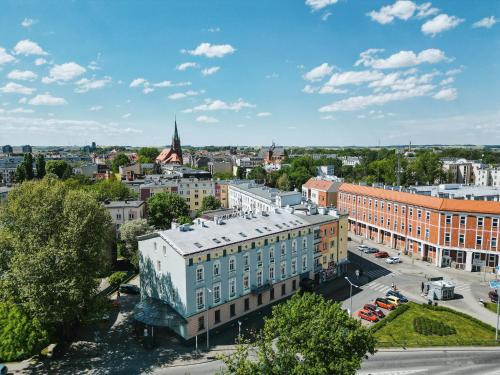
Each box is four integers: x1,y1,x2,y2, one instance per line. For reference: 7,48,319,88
171,119,183,163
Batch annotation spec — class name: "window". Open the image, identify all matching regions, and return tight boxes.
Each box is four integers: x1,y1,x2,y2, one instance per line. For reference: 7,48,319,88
426,211,430,221
269,265,275,280
257,293,263,306
401,223,405,231
280,261,286,279
244,253,250,271
460,216,466,225
478,217,484,227
387,218,390,226
409,207,413,217
257,250,263,266
493,218,498,228
243,273,250,290
445,215,452,225
292,279,297,291
229,257,236,273
394,204,398,213
302,254,307,272
270,288,275,300
417,226,421,236
116,213,122,220
269,247,275,261
387,203,391,212
492,237,497,248
408,224,412,233
445,233,450,243
230,303,236,317
291,258,297,275
219,273,235,301
156,260,161,271
196,265,204,282
257,269,263,287
292,240,297,254
381,201,385,209
417,209,422,219
375,199,378,208
214,309,221,324
213,261,220,277
402,206,406,214
425,229,430,239
154,242,157,251
213,283,221,304
198,316,205,331
244,298,250,311
459,234,465,244
476,235,483,246
162,246,166,256
281,283,286,296
281,243,286,257
196,289,204,310
302,238,308,249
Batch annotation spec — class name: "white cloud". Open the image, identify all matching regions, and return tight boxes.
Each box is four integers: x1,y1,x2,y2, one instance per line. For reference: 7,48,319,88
152,80,192,88
8,107,34,113
321,12,333,21
355,48,448,69
42,62,86,83
74,76,112,93
305,0,338,11
319,84,434,112
325,70,384,86
7,69,37,81
196,115,219,123
302,85,318,94
368,1,439,24
446,68,462,76
183,98,255,113
176,62,199,71
34,58,47,66
257,112,272,117
0,47,15,65
421,14,464,36
87,61,100,71
129,78,147,87
89,105,103,111
318,86,348,94
18,97,27,104
440,76,454,86
29,93,67,106
433,87,457,101
0,82,36,95
265,72,279,79
122,113,131,119
21,18,36,28
168,90,205,100
416,3,439,18
143,87,154,94
201,66,220,76
207,27,221,33
320,115,336,120
185,43,236,58
13,39,48,56
303,63,334,82
472,16,497,29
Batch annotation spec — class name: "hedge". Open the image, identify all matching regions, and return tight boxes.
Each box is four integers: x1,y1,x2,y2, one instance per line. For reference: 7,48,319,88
370,304,410,333
108,271,128,287
413,316,456,336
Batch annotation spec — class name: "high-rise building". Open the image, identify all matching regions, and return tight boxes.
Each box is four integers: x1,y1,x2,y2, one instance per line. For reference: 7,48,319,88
156,120,183,164
21,145,32,153
2,145,13,154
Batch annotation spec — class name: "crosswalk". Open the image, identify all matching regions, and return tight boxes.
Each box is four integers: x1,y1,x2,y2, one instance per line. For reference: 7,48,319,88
365,268,402,279
450,281,472,294
365,281,392,293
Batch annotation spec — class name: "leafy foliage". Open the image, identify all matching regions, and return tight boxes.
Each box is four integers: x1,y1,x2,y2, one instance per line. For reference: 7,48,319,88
218,293,376,375
112,153,130,173
277,173,291,191
138,147,159,163
247,166,266,182
91,179,137,202
108,271,128,287
0,302,48,362
35,154,46,179
198,196,222,214
119,219,153,268
147,192,190,229
413,317,456,336
46,160,73,179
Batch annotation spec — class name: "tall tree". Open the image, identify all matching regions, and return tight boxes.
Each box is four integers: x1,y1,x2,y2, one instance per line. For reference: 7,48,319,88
23,153,35,180
247,166,267,183
218,293,376,375
0,178,113,334
35,154,46,179
14,163,26,183
46,160,73,179
119,219,153,268
277,173,292,191
236,167,246,179
112,153,130,173
147,192,190,229
198,196,222,214
90,179,136,202
138,147,159,163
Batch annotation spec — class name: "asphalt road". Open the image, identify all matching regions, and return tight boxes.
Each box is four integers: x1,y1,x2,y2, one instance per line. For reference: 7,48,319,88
156,347,500,375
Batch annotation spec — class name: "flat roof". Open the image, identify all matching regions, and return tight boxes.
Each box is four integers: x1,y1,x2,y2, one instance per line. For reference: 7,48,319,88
103,200,144,208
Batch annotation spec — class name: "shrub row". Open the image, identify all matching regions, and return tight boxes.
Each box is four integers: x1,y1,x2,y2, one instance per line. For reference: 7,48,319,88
413,316,456,336
420,303,496,333
370,304,411,333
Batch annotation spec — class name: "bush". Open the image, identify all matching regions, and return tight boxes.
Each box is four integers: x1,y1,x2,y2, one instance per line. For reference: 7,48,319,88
420,303,496,333
370,304,410,334
108,271,128,287
413,317,456,336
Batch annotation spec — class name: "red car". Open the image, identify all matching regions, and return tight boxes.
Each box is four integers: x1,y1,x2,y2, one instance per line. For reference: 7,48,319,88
358,309,379,322
363,303,385,318
374,251,389,258
375,297,396,310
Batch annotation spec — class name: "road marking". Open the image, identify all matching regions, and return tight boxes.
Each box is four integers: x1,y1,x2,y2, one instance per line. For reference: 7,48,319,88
366,282,391,292
359,369,429,375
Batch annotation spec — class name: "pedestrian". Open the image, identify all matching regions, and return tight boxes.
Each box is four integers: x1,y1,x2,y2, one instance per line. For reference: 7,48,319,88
421,281,424,293
391,282,395,290
116,290,121,300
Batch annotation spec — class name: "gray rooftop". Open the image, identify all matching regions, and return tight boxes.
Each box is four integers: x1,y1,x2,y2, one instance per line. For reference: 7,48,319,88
103,200,145,208
231,182,300,201
407,184,500,199
153,209,336,256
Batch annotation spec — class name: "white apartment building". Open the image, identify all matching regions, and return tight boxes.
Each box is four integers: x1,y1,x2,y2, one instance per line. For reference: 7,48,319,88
228,182,302,213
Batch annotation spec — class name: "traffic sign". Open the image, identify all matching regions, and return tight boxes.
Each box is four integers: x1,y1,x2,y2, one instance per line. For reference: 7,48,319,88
489,280,500,290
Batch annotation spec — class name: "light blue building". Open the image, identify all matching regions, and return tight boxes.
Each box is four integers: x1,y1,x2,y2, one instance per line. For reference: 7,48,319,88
136,209,338,340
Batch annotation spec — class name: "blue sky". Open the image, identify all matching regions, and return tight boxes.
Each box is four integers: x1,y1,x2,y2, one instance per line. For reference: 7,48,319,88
0,0,499,147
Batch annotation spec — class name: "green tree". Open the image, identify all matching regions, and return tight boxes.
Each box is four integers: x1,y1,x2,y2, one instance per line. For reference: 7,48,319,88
90,179,136,202
23,153,35,180
112,153,130,173
218,293,376,375
108,271,128,287
138,147,159,163
199,196,222,214
147,192,190,229
247,166,267,182
176,215,193,225
119,219,153,268
35,154,46,179
236,167,246,179
0,178,113,334
0,302,48,362
277,173,292,191
14,163,26,183
46,160,73,179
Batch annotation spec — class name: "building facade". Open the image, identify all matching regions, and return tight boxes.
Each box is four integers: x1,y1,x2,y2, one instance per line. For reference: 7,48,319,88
103,200,146,231
228,182,302,213
302,178,342,208
137,209,345,340
338,183,500,272
156,120,183,165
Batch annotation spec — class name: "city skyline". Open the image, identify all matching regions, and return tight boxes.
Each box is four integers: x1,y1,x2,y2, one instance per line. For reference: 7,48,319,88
0,1,499,146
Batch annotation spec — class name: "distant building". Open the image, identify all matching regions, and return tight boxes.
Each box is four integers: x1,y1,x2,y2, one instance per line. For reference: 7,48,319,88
208,160,232,175
102,200,146,231
228,182,302,212
476,167,500,187
2,145,13,154
260,143,286,165
302,178,342,208
340,156,362,167
0,156,23,185
156,120,183,165
317,165,335,178
21,145,32,153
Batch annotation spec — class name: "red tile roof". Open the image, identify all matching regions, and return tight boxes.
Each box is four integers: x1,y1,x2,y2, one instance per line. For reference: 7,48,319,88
303,178,339,192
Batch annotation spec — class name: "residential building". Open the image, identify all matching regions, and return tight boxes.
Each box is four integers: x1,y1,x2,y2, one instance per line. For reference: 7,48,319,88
103,200,146,231
476,167,500,187
228,182,302,213
338,183,500,272
259,143,286,165
317,165,335,178
405,184,500,201
21,145,32,153
340,156,362,167
0,186,12,201
0,156,23,185
2,145,13,154
302,177,342,208
156,120,183,165
136,208,346,340
208,160,232,176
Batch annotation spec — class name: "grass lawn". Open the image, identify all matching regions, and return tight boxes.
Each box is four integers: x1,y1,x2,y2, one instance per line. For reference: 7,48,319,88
373,302,497,347
485,302,500,314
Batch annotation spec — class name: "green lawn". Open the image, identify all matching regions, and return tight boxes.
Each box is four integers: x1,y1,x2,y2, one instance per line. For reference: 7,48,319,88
373,302,498,347
485,302,500,314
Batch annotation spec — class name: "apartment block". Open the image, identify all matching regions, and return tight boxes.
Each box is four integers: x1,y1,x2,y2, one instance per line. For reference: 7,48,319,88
228,182,302,213
338,183,500,272
103,200,146,231
302,177,342,208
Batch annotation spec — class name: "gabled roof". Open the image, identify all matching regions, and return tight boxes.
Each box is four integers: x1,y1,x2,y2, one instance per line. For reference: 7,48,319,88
339,183,500,215
303,178,339,192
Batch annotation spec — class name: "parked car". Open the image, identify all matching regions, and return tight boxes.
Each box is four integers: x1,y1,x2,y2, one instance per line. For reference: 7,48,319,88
375,297,396,310
374,251,389,258
386,256,401,264
385,295,400,306
489,290,498,303
119,284,140,294
363,303,385,318
364,247,379,254
357,245,369,252
358,309,379,322
0,364,7,375
386,290,408,303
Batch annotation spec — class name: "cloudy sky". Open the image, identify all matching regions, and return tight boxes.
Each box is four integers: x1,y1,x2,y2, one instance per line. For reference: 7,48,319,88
0,1,499,147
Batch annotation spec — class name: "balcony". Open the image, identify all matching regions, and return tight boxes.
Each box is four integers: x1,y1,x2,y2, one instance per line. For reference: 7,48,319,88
251,282,272,294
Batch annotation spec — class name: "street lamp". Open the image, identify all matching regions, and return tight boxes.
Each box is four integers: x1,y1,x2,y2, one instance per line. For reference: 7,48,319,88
206,287,212,350
345,276,358,317
238,320,242,340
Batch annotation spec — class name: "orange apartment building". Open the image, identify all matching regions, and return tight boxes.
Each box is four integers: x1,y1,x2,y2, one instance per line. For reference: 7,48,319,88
338,183,500,272
302,178,342,208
